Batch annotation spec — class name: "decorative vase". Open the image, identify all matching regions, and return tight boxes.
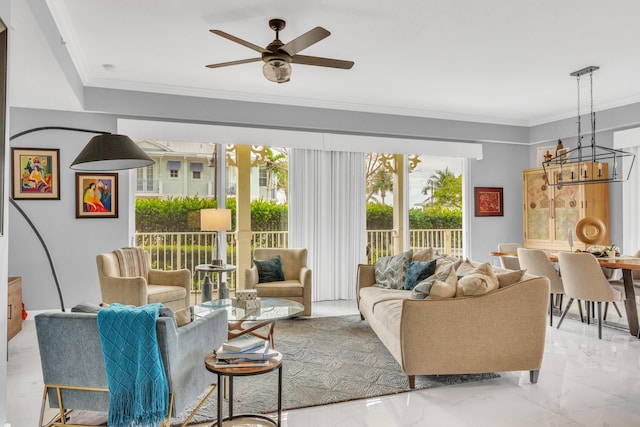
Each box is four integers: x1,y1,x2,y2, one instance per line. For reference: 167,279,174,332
606,250,615,258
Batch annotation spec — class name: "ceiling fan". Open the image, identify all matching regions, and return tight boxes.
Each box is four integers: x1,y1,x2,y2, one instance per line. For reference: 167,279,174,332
206,18,354,83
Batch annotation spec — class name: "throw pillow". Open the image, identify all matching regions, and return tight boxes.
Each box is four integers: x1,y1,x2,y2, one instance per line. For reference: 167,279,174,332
374,250,413,289
404,259,437,290
174,307,192,327
456,258,477,276
411,264,455,299
496,269,526,288
457,262,499,296
412,247,434,262
254,255,286,283
435,255,463,274
71,302,103,313
426,267,459,299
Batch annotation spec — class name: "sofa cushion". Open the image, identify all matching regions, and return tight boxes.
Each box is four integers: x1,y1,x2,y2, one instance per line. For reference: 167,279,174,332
412,247,434,262
411,264,456,299
457,262,499,296
255,280,304,297
404,259,437,290
496,269,527,288
254,255,286,283
426,268,459,299
374,250,413,289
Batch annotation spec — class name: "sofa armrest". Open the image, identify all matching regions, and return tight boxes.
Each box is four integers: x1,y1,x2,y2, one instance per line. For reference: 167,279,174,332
356,264,376,312
245,267,259,289
99,276,148,306
399,276,550,376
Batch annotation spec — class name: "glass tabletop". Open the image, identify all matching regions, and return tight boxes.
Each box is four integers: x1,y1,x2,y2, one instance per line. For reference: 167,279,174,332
195,297,304,322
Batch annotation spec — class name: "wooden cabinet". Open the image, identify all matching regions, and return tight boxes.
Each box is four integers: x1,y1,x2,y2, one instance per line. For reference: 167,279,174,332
8,276,22,341
523,163,609,251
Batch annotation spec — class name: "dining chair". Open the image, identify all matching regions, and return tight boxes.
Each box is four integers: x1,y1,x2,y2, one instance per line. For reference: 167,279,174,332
517,248,569,326
498,243,521,270
556,252,625,339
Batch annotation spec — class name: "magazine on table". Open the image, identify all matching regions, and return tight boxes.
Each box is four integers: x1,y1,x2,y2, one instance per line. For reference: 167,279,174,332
221,334,267,352
212,358,272,368
215,341,279,361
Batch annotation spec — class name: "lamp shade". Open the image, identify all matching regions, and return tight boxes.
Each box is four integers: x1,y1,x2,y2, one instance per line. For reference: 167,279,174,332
200,208,232,231
70,134,154,171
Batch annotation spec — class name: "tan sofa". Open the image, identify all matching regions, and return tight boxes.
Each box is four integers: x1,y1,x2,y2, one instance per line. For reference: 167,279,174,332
357,262,549,388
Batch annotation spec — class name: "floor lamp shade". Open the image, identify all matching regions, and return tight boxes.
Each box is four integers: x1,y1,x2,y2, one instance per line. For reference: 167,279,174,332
70,134,154,171
201,208,232,265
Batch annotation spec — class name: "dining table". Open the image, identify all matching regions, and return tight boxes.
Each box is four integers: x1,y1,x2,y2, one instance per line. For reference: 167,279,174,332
491,251,640,338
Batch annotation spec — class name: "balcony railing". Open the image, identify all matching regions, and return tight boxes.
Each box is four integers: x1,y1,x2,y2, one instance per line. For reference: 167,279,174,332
136,229,463,291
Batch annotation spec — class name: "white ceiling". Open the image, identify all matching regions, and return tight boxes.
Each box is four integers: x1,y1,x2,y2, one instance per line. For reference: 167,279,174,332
11,0,640,126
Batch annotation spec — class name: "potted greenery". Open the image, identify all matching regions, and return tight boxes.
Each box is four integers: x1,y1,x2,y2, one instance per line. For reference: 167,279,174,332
605,245,619,258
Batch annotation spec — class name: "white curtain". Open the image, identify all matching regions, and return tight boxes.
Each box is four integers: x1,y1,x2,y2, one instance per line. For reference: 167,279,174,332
622,146,640,254
289,149,366,301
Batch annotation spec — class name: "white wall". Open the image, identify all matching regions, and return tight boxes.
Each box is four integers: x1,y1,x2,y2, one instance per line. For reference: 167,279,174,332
8,108,130,310
1,1,11,423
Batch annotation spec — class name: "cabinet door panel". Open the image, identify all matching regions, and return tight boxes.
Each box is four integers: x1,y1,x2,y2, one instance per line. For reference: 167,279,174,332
552,178,582,242
524,170,550,240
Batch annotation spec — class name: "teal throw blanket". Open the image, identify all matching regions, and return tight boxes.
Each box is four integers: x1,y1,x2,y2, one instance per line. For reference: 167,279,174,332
97,303,169,427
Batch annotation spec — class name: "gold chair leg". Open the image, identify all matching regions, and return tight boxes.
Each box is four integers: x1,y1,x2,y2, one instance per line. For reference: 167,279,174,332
177,384,218,427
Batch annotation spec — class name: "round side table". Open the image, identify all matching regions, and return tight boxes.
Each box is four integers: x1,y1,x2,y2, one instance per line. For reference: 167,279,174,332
195,264,236,302
205,351,282,427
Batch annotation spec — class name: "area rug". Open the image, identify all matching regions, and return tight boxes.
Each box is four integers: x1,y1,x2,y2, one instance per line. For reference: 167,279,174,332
172,314,499,425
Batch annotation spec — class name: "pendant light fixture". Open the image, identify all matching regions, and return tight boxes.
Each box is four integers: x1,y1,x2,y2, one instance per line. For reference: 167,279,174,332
542,66,636,186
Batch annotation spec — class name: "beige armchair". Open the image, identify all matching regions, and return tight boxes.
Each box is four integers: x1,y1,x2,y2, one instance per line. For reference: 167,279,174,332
557,252,625,339
245,248,312,316
96,248,191,311
517,248,569,326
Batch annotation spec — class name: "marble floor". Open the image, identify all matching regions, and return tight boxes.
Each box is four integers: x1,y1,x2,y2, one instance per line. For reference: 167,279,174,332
7,299,640,427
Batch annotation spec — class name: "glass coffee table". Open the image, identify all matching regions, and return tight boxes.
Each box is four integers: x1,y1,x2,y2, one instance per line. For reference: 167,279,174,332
196,297,304,348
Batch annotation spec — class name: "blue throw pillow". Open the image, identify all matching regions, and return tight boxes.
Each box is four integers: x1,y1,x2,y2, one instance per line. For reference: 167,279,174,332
404,259,437,290
254,255,286,283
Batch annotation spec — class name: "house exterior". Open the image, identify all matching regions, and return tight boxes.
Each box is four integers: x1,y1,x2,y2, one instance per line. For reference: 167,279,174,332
134,139,281,202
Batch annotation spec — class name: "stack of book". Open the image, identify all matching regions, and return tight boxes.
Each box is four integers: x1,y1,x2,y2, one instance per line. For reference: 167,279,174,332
213,334,278,368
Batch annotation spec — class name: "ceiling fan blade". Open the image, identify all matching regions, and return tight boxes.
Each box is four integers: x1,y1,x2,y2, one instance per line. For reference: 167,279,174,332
209,30,269,54
291,54,354,69
206,57,262,69
279,27,330,56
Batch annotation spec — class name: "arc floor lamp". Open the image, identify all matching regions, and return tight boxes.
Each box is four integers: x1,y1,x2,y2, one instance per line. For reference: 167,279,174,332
9,126,154,311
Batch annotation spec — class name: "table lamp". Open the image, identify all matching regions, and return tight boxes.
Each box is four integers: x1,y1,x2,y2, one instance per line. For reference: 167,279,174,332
201,208,232,266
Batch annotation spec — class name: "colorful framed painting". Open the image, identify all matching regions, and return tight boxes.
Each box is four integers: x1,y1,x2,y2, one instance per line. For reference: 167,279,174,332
75,173,118,218
11,148,60,200
474,187,503,217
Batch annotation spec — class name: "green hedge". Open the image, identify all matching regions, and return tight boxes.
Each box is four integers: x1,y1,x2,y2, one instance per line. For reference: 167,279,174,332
136,197,461,232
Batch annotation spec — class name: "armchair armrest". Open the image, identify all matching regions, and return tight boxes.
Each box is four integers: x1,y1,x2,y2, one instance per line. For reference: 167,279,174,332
148,268,191,292
157,309,229,414
245,266,259,289
300,266,312,291
99,276,148,306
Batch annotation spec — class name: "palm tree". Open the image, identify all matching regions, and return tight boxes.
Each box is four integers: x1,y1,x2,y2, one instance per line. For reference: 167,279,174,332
371,169,393,204
263,147,289,202
422,168,461,209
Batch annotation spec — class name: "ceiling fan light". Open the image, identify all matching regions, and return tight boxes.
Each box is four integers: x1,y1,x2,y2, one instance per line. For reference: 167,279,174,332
263,59,291,83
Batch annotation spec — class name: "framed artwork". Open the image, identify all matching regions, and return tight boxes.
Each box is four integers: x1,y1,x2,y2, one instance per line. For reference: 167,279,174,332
11,148,60,200
76,173,118,218
474,187,503,217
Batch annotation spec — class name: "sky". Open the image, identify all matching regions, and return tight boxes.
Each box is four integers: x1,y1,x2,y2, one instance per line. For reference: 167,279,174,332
408,156,463,208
